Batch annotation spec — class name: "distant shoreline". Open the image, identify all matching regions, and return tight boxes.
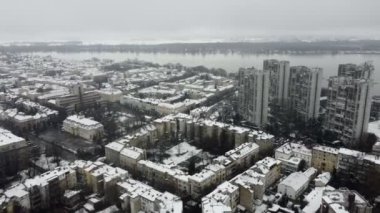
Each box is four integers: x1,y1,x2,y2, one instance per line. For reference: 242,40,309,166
2,40,380,55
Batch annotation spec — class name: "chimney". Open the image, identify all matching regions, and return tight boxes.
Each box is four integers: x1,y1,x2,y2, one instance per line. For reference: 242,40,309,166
348,192,355,212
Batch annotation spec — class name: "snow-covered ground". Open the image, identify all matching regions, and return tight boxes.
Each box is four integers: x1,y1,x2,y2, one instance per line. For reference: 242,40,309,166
163,142,202,165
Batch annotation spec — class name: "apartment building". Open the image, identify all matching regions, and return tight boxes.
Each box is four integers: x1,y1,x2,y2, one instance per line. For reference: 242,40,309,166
264,59,290,107
2,166,78,211
238,67,270,127
75,160,128,202
311,145,339,173
201,182,239,213
118,179,182,213
324,62,374,144
202,157,281,213
337,148,380,185
288,66,322,121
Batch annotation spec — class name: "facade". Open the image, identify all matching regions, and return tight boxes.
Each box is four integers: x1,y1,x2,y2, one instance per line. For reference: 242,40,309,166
119,146,146,174
336,148,380,185
311,145,339,173
238,68,270,127
0,128,30,180
324,62,374,144
288,66,322,120
264,59,290,107
62,115,104,141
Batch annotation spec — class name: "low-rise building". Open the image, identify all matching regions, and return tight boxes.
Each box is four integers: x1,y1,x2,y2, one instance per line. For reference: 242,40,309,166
201,157,281,213
277,168,317,200
0,128,30,179
62,115,104,142
275,142,312,172
337,148,380,185
0,96,58,131
23,165,77,210
311,145,339,173
321,188,373,213
118,177,183,213
231,157,281,211
119,146,146,175
75,160,128,202
302,186,335,213
201,182,239,213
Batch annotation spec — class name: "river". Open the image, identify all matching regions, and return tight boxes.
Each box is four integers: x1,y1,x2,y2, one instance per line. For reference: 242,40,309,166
27,52,380,94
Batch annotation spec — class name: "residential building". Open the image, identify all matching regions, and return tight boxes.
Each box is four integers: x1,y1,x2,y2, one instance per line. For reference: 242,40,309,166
0,96,58,131
119,146,146,175
118,179,182,213
201,157,281,213
264,59,290,107
62,115,104,142
75,160,128,202
321,188,373,213
324,62,374,144
201,182,239,213
62,190,82,212
105,141,125,166
238,67,270,127
311,145,339,173
275,142,312,172
137,160,190,196
0,128,30,179
302,186,335,213
23,165,77,210
288,66,322,120
337,148,380,185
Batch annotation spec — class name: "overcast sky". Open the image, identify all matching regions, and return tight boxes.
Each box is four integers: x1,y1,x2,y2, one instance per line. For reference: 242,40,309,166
1,0,380,43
